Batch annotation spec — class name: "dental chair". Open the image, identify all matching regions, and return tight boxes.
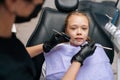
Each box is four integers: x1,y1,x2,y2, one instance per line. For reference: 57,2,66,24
26,0,116,79
78,0,119,64
26,0,79,79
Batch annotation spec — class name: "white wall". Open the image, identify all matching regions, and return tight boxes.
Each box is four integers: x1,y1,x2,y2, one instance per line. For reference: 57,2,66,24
117,0,120,9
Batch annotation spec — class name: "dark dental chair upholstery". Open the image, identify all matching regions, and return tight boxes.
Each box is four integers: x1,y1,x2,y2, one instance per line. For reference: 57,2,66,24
26,0,79,79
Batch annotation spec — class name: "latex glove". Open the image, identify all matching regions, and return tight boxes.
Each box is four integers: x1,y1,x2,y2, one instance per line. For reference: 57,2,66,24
71,41,96,65
43,32,70,53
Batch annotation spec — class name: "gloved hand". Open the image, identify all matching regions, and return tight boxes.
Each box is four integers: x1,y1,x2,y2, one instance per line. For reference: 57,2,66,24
71,41,96,65
43,32,70,53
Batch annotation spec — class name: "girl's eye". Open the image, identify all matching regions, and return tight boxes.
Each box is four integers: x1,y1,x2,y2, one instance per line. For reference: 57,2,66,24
82,28,87,30
70,27,76,30
71,28,75,30
69,25,77,30
82,26,88,30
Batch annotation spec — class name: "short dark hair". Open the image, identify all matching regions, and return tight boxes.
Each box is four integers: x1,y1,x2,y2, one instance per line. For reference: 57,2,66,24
0,0,4,4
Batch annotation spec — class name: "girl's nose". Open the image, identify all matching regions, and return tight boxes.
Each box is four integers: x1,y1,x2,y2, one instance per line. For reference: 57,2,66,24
77,29,82,35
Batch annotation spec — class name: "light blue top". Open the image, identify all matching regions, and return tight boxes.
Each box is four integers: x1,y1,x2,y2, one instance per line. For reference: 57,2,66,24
44,42,114,80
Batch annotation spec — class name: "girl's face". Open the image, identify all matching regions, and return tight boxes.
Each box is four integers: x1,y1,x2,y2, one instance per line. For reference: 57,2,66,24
66,14,89,46
5,0,43,17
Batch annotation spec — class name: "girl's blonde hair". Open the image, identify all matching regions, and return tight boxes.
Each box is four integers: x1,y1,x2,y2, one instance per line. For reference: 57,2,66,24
64,11,90,28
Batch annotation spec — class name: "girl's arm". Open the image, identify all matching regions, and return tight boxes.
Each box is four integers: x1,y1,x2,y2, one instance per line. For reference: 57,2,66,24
62,41,96,80
62,61,81,80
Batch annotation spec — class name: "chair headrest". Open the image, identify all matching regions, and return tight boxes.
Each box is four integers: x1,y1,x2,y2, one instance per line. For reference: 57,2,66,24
55,0,79,12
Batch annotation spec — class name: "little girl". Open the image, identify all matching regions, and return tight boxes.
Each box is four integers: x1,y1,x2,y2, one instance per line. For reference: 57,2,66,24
42,11,114,80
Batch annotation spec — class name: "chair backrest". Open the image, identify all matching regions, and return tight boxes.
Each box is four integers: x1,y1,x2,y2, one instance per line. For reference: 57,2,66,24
26,0,79,79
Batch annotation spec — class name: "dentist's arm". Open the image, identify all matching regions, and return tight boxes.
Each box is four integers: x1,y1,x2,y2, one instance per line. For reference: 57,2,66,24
27,32,70,58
